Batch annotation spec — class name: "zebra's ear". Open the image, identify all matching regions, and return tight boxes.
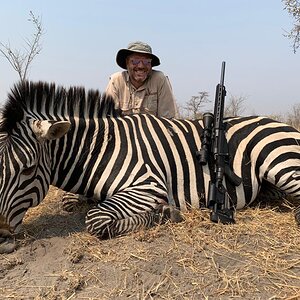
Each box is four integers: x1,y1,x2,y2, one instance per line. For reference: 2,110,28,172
31,120,71,140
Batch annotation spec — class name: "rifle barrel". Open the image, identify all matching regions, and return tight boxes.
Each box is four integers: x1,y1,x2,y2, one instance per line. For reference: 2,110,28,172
220,61,226,85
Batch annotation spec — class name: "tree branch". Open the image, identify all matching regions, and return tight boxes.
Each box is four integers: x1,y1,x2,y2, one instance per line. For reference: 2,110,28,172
0,11,43,82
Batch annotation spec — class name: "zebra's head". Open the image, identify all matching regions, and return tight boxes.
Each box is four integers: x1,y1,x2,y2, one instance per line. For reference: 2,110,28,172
0,82,71,253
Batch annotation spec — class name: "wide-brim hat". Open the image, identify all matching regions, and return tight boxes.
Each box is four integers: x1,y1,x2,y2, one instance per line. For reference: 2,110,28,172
116,41,160,69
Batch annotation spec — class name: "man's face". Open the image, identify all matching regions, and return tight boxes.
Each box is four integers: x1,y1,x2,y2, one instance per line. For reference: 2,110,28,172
126,53,152,88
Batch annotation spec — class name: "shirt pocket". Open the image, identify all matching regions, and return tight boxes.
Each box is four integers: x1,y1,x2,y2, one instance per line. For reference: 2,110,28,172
143,93,158,115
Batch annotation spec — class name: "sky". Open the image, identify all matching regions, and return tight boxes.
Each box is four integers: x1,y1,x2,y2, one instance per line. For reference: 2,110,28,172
0,0,299,116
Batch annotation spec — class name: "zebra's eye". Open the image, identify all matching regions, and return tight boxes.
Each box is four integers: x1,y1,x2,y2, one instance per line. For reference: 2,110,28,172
22,165,36,176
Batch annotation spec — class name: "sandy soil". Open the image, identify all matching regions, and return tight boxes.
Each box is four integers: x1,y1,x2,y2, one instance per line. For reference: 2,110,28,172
1,186,300,300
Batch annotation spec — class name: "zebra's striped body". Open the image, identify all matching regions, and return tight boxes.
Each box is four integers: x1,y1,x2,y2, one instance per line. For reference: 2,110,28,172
0,81,300,253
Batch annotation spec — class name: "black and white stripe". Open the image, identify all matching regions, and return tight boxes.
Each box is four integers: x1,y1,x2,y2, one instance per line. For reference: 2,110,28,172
0,81,299,240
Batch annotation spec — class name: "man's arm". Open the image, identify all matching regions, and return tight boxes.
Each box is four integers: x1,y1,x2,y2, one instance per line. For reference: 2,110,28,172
157,75,178,118
105,74,120,109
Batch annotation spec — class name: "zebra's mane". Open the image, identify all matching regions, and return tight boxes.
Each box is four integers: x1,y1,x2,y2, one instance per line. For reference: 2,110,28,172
0,80,119,134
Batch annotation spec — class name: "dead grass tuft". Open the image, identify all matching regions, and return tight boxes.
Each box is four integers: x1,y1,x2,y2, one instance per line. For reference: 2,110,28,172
1,187,300,299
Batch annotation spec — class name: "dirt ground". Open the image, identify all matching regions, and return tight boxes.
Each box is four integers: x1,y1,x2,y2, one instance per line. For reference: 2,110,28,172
1,186,300,300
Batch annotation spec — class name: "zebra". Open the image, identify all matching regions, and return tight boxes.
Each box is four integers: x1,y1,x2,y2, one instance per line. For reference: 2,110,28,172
0,80,300,254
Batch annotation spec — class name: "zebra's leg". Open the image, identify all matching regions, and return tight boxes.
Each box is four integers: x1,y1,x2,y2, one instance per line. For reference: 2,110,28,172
85,199,183,239
61,192,96,212
256,180,287,202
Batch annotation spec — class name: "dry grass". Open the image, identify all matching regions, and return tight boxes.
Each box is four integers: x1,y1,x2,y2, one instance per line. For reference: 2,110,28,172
1,186,300,299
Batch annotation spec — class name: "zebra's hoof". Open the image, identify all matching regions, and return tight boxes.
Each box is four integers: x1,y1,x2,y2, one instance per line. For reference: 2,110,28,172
155,204,184,224
164,206,184,223
0,229,16,254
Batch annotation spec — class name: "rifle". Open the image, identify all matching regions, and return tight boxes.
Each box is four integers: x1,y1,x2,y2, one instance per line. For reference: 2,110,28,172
197,61,241,224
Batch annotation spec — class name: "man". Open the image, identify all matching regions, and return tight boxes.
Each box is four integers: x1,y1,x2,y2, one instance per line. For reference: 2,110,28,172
105,41,178,118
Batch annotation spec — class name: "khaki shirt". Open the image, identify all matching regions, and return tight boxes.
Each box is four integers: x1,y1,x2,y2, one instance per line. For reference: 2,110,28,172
105,70,178,118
